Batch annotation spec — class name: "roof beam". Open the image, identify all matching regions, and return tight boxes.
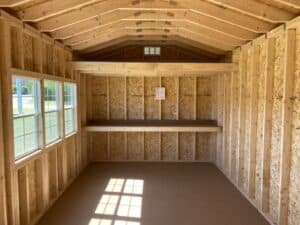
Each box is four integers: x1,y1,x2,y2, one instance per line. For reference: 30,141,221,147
22,0,182,22
272,0,300,9
35,0,273,33
0,0,32,7
63,20,244,46
71,28,235,51
17,0,104,21
73,62,238,75
205,0,293,22
50,10,257,41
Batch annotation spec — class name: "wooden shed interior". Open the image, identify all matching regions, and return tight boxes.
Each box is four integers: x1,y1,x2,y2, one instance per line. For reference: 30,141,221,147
0,1,299,225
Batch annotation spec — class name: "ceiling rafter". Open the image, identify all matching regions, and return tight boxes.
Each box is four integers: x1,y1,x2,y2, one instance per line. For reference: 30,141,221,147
34,0,274,33
0,0,32,7
17,0,104,21
50,9,257,41
204,0,293,22
271,0,300,9
63,20,244,47
71,28,235,51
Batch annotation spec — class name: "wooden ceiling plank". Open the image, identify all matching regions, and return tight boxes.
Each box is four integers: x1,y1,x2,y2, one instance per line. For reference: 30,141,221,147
35,0,273,33
205,0,294,22
50,9,257,41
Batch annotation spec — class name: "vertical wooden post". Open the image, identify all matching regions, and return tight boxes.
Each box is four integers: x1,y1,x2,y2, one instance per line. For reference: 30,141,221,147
261,37,276,213
278,28,296,225
0,18,20,225
248,45,260,198
237,49,247,186
0,18,8,225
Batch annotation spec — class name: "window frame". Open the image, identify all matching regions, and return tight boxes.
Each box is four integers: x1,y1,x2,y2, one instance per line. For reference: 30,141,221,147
12,75,42,160
144,46,161,56
63,82,77,136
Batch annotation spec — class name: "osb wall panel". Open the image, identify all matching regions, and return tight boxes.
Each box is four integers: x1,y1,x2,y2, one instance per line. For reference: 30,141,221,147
197,76,212,119
269,34,285,222
88,132,217,162
216,74,224,168
196,133,212,161
162,77,178,120
127,133,144,160
242,48,252,191
90,133,108,161
127,77,144,120
162,133,178,161
216,26,300,225
109,133,126,160
223,72,232,176
109,77,126,120
179,133,195,160
255,42,267,205
144,77,160,120
0,18,80,225
288,26,300,225
85,75,218,162
179,77,195,120
144,133,160,160
229,71,240,181
88,76,108,121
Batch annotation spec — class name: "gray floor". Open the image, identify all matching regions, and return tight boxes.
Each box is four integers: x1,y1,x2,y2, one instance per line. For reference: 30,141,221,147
37,162,270,225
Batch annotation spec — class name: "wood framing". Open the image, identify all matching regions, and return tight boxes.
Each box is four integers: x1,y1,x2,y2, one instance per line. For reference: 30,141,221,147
73,62,237,76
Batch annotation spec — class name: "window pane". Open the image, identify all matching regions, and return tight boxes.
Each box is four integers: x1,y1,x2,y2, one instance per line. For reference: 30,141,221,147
12,77,38,116
64,108,74,135
45,111,59,144
13,115,39,159
12,76,40,159
44,80,59,112
64,83,76,135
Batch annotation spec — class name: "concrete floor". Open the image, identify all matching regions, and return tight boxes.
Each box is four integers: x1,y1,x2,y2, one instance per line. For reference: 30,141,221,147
37,162,270,225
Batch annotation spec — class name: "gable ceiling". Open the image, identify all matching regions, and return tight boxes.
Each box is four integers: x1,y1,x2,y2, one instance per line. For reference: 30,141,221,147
0,0,299,55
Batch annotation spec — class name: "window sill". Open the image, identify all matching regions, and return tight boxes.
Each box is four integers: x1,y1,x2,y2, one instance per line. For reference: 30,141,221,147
65,131,77,139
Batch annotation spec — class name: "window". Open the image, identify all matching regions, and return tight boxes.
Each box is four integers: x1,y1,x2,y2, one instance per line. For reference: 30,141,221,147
12,76,40,159
64,82,76,135
144,46,160,56
44,80,60,144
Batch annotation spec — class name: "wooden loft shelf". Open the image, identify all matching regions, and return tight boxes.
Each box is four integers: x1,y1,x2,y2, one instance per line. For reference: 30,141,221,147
84,120,222,132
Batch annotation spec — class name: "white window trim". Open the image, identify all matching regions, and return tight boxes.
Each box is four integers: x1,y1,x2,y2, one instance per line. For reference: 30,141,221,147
63,82,77,136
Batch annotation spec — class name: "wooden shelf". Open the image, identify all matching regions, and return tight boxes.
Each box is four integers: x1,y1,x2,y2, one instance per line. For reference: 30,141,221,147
84,120,222,132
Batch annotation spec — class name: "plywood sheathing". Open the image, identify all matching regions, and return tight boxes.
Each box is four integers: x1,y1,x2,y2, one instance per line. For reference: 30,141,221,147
86,75,218,162
217,21,300,225
287,24,300,225
0,16,84,225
